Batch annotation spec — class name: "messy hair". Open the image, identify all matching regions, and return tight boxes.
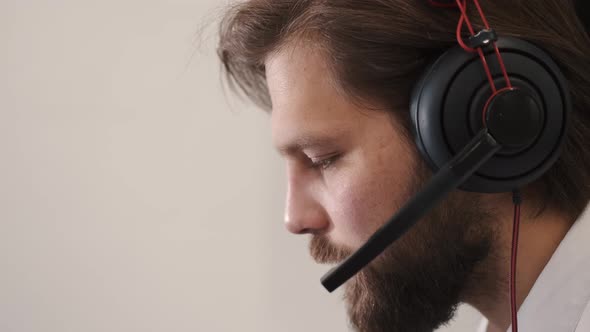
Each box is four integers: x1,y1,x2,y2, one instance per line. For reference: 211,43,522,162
217,0,590,219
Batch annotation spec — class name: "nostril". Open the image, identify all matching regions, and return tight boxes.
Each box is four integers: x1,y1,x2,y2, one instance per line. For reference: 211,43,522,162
285,221,315,235
299,228,312,235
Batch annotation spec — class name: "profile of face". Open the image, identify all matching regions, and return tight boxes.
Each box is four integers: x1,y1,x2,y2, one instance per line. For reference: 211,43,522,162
267,45,496,332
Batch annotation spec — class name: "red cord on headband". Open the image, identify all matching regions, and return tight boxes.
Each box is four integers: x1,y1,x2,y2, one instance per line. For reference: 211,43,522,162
429,2,521,332
454,0,513,93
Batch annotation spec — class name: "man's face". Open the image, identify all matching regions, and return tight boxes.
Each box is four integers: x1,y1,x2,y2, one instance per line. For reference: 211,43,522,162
267,46,417,249
267,45,494,332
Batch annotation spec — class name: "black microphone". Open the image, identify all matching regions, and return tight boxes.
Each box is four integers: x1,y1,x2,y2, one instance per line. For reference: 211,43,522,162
321,128,502,292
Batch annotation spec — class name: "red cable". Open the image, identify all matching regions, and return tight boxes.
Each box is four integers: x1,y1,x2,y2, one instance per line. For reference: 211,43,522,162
472,0,491,29
476,48,498,93
456,10,475,52
454,0,513,92
431,2,520,330
473,0,513,88
455,0,497,92
471,0,512,88
493,42,513,88
510,190,521,332
482,87,513,125
455,0,476,35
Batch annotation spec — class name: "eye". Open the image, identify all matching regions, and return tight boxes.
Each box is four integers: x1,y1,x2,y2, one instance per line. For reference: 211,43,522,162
309,154,340,171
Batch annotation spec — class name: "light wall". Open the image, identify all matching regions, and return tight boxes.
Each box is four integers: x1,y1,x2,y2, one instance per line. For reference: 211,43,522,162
0,1,482,331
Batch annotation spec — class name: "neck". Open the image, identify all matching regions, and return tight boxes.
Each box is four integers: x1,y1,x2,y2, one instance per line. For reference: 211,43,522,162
464,197,573,332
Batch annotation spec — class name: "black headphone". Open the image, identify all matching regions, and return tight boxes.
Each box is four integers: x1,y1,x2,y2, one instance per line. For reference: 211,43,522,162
411,35,570,193
575,0,590,33
321,0,572,291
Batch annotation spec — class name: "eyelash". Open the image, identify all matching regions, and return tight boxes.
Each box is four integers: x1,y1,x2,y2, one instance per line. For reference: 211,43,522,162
309,154,339,171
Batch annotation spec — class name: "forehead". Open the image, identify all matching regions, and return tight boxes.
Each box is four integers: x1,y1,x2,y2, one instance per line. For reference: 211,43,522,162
265,45,369,150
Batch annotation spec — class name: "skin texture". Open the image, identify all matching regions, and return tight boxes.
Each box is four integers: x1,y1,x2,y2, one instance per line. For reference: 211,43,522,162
266,44,572,332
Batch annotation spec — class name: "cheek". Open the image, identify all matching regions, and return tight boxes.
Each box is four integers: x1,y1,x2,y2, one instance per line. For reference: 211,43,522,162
325,156,415,249
327,180,374,248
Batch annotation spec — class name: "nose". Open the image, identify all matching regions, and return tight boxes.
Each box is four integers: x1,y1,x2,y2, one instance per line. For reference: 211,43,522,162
284,173,330,235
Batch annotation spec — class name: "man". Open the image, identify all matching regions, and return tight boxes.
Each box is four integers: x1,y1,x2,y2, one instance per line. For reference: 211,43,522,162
217,1,590,331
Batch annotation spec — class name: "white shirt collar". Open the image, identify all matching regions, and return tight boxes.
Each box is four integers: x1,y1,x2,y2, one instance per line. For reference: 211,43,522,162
478,204,590,332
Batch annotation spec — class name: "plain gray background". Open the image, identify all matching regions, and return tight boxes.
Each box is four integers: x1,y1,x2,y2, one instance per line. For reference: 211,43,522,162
0,0,484,331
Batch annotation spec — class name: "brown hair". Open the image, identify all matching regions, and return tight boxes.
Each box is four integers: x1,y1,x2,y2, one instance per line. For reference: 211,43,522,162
217,0,590,219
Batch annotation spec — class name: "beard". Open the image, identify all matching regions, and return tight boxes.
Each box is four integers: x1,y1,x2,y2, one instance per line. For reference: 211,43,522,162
309,163,497,332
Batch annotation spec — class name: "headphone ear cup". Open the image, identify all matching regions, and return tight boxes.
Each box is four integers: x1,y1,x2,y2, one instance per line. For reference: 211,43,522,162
410,37,571,193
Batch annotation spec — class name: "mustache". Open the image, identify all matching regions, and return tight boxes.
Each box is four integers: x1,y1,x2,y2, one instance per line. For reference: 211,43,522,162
309,235,354,264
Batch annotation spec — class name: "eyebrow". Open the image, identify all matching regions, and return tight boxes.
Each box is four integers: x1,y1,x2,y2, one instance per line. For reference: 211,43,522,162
276,134,342,156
